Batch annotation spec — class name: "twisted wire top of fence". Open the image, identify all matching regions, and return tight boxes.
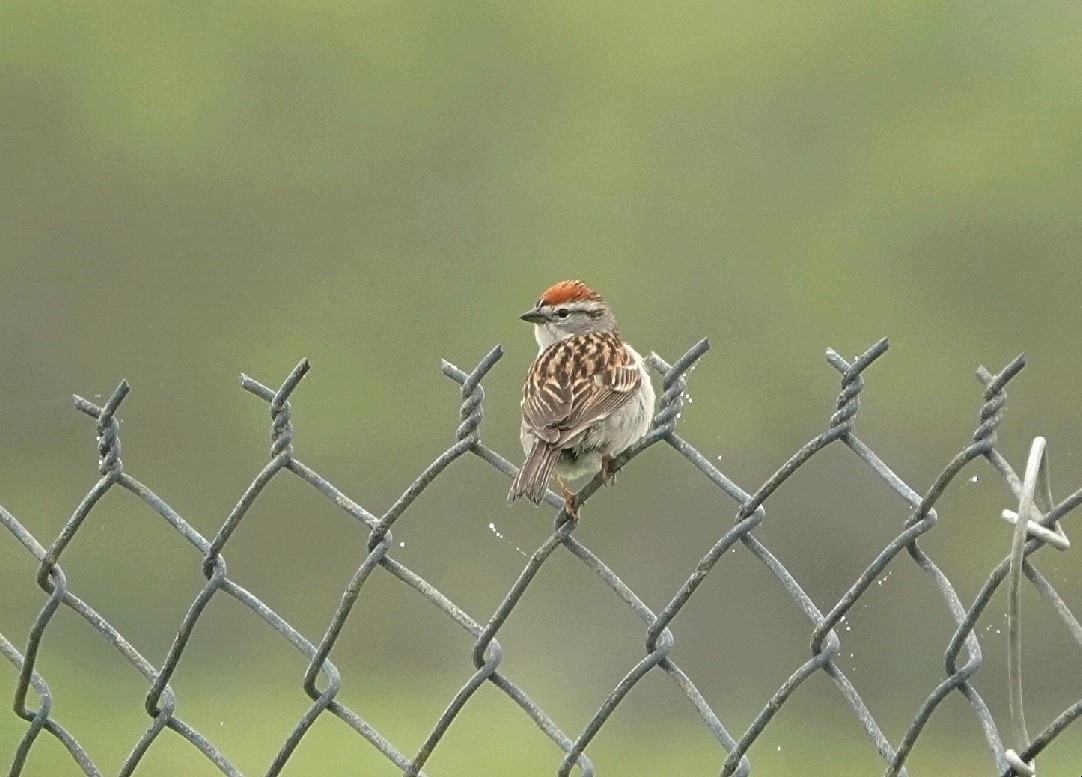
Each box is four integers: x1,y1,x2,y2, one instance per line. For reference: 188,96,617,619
3,337,1080,777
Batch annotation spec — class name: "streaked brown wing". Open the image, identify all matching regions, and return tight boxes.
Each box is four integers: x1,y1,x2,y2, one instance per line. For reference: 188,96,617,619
561,361,641,434
521,334,641,445
521,375,571,444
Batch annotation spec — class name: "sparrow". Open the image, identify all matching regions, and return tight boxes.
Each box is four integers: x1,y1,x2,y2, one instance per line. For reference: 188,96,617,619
508,280,655,514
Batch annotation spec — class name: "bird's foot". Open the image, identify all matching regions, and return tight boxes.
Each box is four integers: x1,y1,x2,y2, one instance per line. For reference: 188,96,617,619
555,476,580,519
600,454,616,486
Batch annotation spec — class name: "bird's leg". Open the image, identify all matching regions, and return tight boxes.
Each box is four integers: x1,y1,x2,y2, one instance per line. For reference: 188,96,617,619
554,476,579,519
600,453,616,486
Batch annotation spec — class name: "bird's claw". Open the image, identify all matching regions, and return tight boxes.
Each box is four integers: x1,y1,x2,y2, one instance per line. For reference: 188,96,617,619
601,454,616,486
555,476,580,519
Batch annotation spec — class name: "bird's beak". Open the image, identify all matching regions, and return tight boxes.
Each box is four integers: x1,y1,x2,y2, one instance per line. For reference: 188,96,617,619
519,308,547,324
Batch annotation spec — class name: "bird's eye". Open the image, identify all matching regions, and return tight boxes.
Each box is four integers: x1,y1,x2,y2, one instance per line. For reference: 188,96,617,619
556,308,570,319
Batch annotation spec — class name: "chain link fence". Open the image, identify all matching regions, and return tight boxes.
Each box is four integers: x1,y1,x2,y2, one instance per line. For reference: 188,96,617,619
3,338,1080,777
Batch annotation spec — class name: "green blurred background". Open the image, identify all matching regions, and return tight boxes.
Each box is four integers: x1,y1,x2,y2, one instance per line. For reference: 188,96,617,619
2,2,1081,775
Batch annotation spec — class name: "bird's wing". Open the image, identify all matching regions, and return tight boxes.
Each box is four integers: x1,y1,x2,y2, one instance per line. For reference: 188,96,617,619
560,361,641,436
521,372,572,444
521,334,641,445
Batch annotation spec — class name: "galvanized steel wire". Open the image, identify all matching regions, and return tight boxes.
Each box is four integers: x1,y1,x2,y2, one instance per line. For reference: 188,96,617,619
2,338,1080,777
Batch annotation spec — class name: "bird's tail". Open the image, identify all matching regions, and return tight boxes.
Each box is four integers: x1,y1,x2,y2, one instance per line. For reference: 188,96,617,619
508,442,560,505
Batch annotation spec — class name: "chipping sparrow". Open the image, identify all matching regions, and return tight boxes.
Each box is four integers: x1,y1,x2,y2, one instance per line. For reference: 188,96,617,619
508,280,656,513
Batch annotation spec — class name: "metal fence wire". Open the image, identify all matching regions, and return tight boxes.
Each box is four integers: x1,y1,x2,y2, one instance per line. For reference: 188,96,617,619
3,338,1081,777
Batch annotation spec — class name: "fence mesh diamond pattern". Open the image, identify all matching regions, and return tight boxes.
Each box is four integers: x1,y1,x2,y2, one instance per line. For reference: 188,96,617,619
3,338,1080,777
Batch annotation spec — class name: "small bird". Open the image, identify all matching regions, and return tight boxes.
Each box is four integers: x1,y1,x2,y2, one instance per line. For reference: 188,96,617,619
508,280,656,514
